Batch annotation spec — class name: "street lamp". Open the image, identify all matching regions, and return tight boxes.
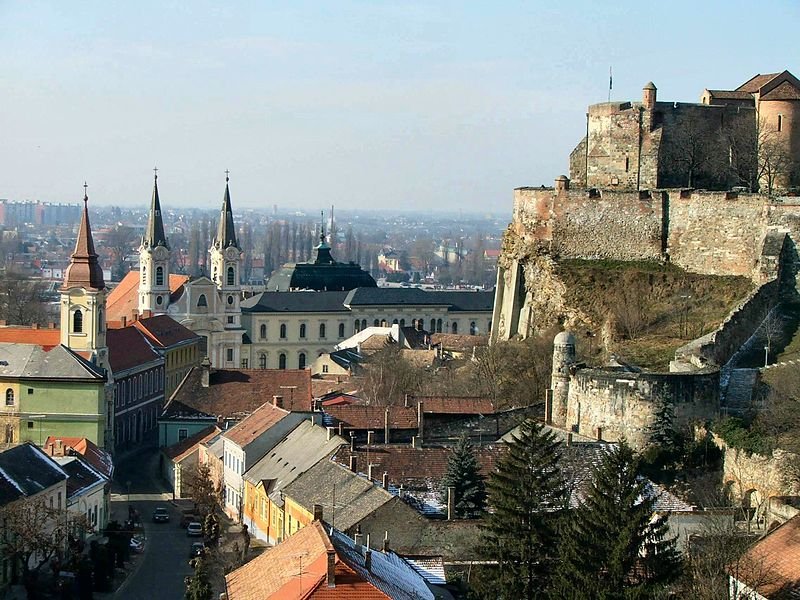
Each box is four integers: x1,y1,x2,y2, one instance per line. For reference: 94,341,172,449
764,345,770,368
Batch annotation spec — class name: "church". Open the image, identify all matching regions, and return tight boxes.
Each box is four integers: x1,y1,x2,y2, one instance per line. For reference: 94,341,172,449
106,172,246,368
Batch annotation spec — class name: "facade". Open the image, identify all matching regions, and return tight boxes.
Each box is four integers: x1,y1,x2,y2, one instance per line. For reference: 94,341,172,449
52,454,109,540
160,425,220,498
240,288,493,371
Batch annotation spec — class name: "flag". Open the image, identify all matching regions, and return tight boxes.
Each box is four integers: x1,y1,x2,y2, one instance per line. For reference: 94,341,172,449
609,67,613,92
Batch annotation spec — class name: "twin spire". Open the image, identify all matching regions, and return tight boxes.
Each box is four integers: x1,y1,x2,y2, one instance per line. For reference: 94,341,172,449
63,183,105,291
142,167,169,249
214,169,240,250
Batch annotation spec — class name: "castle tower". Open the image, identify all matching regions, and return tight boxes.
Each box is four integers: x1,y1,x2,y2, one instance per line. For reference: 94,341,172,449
138,169,171,314
550,331,576,428
209,171,243,328
642,81,657,110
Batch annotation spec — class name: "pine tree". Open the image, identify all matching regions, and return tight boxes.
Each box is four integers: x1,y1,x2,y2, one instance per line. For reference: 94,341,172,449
439,435,487,518
550,441,681,599
480,419,567,600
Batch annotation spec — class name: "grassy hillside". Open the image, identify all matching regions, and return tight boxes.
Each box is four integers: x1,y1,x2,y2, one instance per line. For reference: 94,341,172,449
555,259,754,370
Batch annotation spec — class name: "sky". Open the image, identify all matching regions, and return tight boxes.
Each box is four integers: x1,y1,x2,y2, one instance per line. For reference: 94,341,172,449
1,1,798,213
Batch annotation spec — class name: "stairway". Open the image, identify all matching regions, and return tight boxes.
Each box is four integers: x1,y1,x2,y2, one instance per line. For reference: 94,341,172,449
723,368,759,414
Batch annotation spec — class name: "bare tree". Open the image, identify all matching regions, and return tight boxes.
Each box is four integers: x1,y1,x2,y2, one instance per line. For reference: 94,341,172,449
613,275,650,340
757,118,796,196
358,344,422,406
0,272,48,325
181,462,222,516
106,224,137,281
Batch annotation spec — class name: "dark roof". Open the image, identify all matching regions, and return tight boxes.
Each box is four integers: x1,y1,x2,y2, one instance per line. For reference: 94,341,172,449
760,80,800,101
56,455,107,499
706,90,753,100
160,398,216,421
107,326,162,373
324,405,418,430
345,288,494,311
63,197,105,291
266,262,376,292
736,72,780,93
329,348,363,370
166,367,313,421
142,174,169,249
212,179,240,250
0,443,67,504
241,290,350,313
133,315,200,348
0,343,106,381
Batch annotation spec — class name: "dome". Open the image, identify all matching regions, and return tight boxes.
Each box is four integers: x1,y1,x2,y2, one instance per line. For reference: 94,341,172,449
554,331,576,345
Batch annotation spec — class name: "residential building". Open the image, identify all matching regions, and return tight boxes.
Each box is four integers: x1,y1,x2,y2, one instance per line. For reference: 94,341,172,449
224,520,435,600
160,425,220,498
241,420,345,544
52,453,109,539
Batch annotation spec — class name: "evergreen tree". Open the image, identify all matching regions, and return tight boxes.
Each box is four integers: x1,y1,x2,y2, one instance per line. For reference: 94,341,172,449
550,441,681,600
479,419,567,600
185,552,213,600
439,435,486,518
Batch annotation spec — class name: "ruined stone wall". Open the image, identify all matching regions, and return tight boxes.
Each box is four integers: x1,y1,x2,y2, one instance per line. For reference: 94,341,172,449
565,368,719,449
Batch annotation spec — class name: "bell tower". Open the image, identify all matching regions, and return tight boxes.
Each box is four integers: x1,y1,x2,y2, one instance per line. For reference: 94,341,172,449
139,168,171,314
209,171,243,328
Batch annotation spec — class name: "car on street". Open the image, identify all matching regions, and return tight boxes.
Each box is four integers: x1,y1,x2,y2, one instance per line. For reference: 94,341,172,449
189,542,205,558
180,509,201,528
186,521,203,537
130,535,145,553
152,506,170,523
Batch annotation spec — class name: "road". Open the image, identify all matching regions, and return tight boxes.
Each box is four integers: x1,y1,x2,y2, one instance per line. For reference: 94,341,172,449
111,446,195,600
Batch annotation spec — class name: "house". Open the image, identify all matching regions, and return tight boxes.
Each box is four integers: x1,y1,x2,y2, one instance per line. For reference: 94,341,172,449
160,425,221,498
728,514,800,599
158,361,312,447
241,420,346,544
224,520,435,600
310,348,363,377
220,402,314,521
52,453,109,539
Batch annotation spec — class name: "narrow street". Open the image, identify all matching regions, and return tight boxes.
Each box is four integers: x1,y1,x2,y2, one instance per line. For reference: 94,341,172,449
110,446,194,600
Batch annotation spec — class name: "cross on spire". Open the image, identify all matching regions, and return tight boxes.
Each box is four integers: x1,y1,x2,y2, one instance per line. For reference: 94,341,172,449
153,166,158,180
83,182,88,204
225,169,230,182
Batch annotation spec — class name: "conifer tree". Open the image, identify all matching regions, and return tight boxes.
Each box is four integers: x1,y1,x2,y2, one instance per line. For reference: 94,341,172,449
185,551,213,600
479,419,567,599
439,435,487,518
550,441,681,599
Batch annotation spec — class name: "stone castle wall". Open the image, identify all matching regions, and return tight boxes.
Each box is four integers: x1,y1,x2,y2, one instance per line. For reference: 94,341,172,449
565,368,719,449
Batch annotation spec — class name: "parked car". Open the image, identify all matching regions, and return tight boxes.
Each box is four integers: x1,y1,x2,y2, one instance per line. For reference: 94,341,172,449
189,542,205,558
152,507,170,523
130,535,145,553
186,522,203,537
180,510,201,528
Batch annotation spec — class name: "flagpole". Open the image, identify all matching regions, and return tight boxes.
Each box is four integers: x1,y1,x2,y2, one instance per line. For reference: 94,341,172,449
608,66,612,103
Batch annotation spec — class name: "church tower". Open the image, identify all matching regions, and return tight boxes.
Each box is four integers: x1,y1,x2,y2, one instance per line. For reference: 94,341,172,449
209,171,243,328
139,168,171,314
60,184,110,373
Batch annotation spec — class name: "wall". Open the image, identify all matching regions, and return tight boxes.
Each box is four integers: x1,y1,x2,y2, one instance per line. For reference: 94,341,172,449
565,368,719,449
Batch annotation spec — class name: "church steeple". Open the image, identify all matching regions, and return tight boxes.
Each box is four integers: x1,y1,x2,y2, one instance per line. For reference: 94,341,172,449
138,168,172,315
209,171,243,330
63,183,105,291
143,168,169,249
213,170,240,251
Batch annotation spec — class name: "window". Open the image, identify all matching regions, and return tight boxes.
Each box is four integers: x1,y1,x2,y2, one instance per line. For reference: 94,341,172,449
354,320,360,333
27,388,33,395
4,389,13,406
322,364,329,374
227,316,234,324
4,424,13,444
392,319,398,325
259,354,267,369
227,295,234,305
778,114,783,132
436,318,442,333
73,310,83,333
178,429,188,442
279,353,287,370
227,266,235,286
260,324,267,339
373,319,380,327
156,266,164,286
430,319,436,332
400,319,405,327
470,321,477,335
226,348,234,362
241,359,248,369
451,321,458,334
298,353,306,369
361,319,367,330
319,323,326,339
338,323,345,338
280,324,287,339
197,294,208,308
624,156,630,173
299,324,306,339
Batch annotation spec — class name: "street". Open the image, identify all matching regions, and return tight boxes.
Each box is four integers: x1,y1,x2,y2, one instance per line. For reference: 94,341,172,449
111,446,194,600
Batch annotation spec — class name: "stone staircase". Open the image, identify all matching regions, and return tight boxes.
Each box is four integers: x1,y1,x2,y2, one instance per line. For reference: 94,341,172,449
723,368,759,414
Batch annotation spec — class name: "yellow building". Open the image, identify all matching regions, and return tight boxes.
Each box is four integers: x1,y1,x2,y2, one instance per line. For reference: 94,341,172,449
131,315,201,399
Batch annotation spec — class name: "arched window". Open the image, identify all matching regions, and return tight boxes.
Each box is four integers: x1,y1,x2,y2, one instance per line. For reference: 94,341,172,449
338,323,345,338
451,321,458,334
354,320,360,333
259,354,267,369
5,389,13,406
197,294,208,308
373,319,380,327
280,324,287,339
260,324,267,339
361,319,367,330
319,323,326,339
73,310,83,333
416,318,423,331
279,353,287,370
299,324,306,339
436,319,442,333
400,319,405,327
298,353,306,369
156,266,164,286
99,308,104,332
430,319,436,332
470,321,477,335
380,319,387,327
392,319,398,325
227,266,235,286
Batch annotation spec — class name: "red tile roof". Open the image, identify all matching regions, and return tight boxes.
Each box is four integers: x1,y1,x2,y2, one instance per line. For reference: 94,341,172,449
163,425,221,460
169,367,313,421
412,395,496,414
43,436,114,479
736,73,780,93
106,326,161,372
430,333,488,353
0,327,60,349
106,271,188,322
760,80,800,101
324,405,418,430
730,514,800,597
223,402,290,446
132,314,200,348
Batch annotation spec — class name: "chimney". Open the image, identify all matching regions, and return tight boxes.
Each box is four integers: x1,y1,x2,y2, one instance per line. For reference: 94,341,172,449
365,549,372,573
326,550,336,587
447,486,456,520
31,323,39,330
365,533,371,550
566,433,573,447
417,401,424,440
367,463,375,481
143,309,153,319
349,455,357,472
596,427,603,441
338,422,343,436
544,390,553,425
382,472,389,489
120,316,127,328
326,427,334,441
384,408,390,444
350,431,355,451
200,356,212,388
48,322,56,329
55,439,63,455
367,430,374,445
354,529,363,548
382,531,390,553
404,394,410,408
313,504,324,521
272,395,283,409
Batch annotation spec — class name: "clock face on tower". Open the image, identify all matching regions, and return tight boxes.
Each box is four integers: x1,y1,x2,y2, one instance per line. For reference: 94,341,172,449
225,247,239,261
154,246,169,261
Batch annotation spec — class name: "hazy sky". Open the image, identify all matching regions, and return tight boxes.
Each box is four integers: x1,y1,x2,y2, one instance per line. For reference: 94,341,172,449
2,1,797,213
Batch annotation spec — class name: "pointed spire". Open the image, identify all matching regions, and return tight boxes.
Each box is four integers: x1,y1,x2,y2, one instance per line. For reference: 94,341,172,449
314,210,335,265
143,167,169,249
63,183,105,291
214,170,240,250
